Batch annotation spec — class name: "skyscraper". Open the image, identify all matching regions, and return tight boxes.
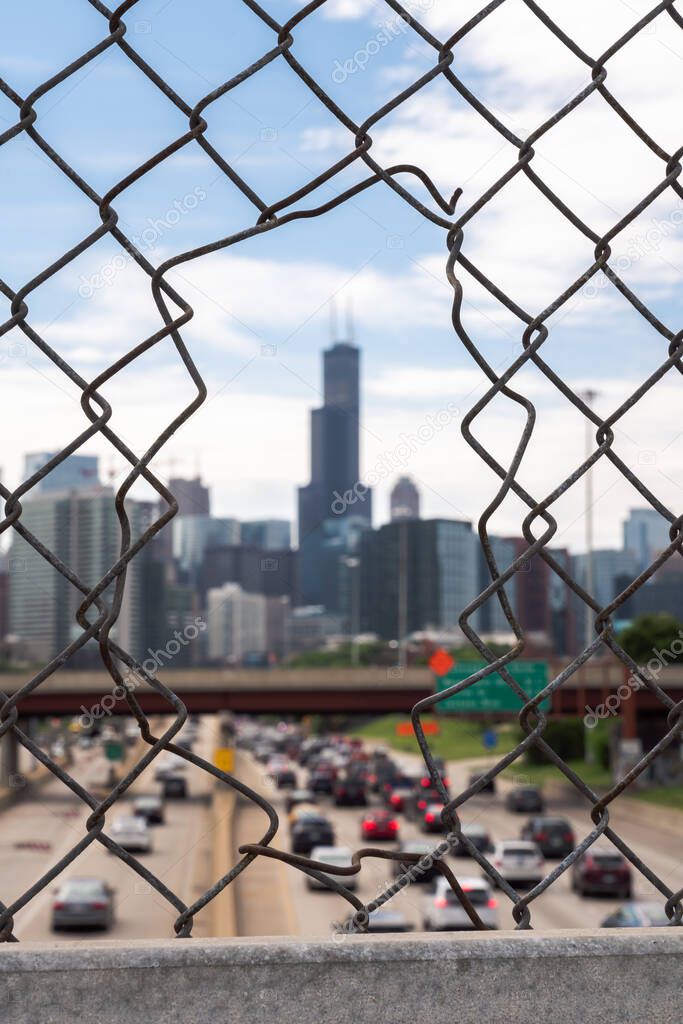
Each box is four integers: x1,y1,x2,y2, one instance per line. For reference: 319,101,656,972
241,519,291,550
297,339,372,605
360,519,479,640
168,476,210,517
390,476,420,521
623,508,671,573
23,452,100,495
8,487,149,663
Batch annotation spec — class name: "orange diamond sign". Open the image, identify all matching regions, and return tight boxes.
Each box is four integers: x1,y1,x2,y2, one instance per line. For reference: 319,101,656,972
428,648,455,677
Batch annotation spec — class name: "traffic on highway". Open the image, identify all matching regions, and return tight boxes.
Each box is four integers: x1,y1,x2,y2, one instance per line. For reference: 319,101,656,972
234,719,677,936
1,716,215,941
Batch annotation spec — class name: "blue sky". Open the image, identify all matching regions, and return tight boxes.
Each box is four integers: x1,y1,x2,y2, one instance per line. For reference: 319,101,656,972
1,0,683,550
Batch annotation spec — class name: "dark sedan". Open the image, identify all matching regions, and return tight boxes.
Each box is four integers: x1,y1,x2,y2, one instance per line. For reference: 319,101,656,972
133,795,165,825
291,814,335,854
505,786,544,814
521,816,575,858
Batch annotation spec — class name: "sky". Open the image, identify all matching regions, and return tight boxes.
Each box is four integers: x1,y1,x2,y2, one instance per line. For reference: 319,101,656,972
1,0,683,551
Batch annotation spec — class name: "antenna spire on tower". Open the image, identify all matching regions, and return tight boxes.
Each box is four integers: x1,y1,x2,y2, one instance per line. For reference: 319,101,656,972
346,295,354,343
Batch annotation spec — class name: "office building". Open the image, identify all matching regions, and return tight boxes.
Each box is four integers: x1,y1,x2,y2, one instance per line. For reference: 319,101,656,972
198,544,298,604
241,519,291,550
168,476,210,517
206,583,267,663
623,508,671,573
23,452,100,495
361,518,479,640
8,487,148,664
172,515,240,580
390,476,420,522
298,340,372,605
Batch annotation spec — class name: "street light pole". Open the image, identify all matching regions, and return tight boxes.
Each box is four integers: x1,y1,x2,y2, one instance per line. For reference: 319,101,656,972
583,388,599,650
342,556,360,667
398,520,407,671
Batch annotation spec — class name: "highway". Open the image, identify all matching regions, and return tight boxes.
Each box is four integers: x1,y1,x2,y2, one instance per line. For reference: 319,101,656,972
1,718,216,941
234,748,682,937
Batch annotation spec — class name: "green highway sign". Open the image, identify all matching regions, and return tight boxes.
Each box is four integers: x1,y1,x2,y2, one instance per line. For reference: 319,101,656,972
104,740,124,762
434,660,550,713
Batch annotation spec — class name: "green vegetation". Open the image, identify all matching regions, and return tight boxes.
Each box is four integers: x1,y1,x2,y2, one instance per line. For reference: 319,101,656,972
502,758,613,791
287,642,390,668
618,612,683,665
632,785,683,812
353,714,519,761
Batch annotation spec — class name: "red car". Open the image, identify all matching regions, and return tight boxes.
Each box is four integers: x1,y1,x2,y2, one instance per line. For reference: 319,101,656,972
360,809,400,841
386,786,413,813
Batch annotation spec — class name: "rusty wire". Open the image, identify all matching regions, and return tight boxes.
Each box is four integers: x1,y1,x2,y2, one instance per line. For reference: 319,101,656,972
0,0,682,941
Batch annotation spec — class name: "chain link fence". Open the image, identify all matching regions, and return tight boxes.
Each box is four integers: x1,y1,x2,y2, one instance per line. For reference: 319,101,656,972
0,0,682,940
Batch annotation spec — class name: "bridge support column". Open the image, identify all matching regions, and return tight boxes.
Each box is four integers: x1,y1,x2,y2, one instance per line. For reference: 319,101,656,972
0,729,19,790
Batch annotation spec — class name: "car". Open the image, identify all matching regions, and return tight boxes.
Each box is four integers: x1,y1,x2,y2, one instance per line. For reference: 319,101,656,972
52,878,115,931
333,775,367,807
285,789,316,813
110,815,152,853
274,768,297,790
288,804,320,830
405,786,449,821
360,809,400,841
133,795,165,825
366,909,414,933
393,841,444,883
307,846,357,891
422,876,498,931
291,814,335,854
266,755,289,779
489,840,544,887
451,823,494,857
601,902,672,927
521,816,575,858
162,774,188,799
308,767,336,795
468,772,495,795
505,785,544,814
154,754,186,781
417,758,449,790
421,803,447,835
571,847,632,898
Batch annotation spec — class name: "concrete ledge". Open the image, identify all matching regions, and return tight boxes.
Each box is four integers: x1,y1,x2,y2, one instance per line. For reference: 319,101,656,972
1,930,680,1024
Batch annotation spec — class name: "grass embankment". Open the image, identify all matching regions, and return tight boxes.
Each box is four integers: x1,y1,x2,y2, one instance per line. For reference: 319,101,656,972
353,715,613,788
353,714,518,761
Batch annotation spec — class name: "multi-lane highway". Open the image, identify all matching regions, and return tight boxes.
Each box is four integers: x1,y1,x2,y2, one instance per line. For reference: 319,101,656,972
234,746,682,936
1,718,216,941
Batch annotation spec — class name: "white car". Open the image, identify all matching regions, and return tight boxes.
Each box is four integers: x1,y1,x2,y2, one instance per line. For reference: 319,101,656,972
422,876,498,931
307,846,357,891
154,754,187,781
110,815,152,854
489,840,544,887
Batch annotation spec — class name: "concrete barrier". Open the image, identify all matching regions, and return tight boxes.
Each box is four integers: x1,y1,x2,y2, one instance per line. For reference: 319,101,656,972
1,930,679,1024
210,789,237,937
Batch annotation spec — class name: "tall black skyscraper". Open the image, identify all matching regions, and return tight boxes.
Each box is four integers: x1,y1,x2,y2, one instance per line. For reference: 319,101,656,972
298,340,372,606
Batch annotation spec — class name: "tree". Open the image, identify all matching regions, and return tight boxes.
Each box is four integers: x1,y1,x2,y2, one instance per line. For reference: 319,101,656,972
618,612,683,665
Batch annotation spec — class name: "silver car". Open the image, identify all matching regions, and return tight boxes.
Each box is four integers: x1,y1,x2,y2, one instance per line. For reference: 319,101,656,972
307,846,357,891
422,876,498,931
110,814,153,853
52,878,115,931
490,840,544,887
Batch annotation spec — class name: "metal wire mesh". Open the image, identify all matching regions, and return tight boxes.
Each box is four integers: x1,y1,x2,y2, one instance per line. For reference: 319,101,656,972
1,0,682,941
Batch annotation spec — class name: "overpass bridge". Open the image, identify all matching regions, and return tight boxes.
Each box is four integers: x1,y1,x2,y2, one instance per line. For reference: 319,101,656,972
0,661,681,718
